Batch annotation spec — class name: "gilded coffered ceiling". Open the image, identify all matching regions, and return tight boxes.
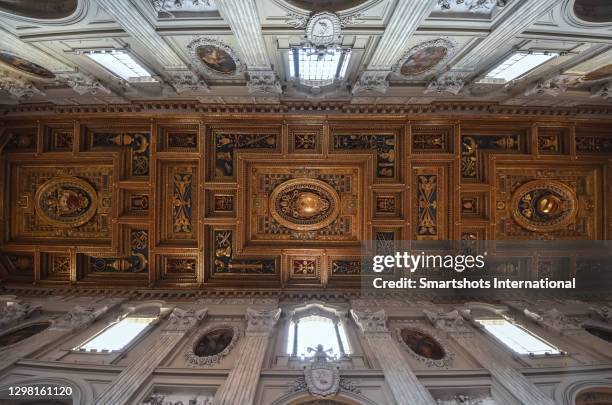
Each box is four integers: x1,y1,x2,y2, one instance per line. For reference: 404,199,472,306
0,0,610,107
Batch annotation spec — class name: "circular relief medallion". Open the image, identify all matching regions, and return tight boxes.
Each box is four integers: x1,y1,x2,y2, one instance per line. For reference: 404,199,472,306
510,180,577,233
269,178,340,231
34,176,98,228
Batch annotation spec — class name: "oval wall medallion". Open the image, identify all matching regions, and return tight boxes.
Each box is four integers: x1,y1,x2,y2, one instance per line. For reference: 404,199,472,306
187,37,244,77
573,0,612,23
0,51,55,79
34,176,98,228
185,326,240,367
510,180,577,233
396,39,454,77
269,178,340,231
0,322,51,348
397,327,453,368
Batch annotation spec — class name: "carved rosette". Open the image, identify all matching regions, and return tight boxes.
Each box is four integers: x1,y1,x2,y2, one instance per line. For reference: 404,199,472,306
34,176,98,228
510,180,577,232
185,325,240,367
269,178,340,231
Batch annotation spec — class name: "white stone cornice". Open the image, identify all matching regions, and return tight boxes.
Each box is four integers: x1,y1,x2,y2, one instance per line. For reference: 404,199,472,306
452,0,563,71
0,74,45,99
93,0,186,69
215,0,271,70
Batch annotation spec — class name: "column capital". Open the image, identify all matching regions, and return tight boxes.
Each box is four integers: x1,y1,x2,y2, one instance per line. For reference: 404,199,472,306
590,305,612,323
0,299,41,329
352,71,390,95
247,70,282,95
350,308,388,334
423,309,473,335
50,305,109,331
163,307,208,333
524,307,583,334
246,307,281,335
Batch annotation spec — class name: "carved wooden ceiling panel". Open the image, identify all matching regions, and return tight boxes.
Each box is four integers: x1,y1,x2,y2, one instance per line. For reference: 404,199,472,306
0,115,610,291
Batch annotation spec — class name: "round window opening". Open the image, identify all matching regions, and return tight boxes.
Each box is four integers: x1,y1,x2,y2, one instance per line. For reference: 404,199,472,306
193,328,235,357
400,329,445,360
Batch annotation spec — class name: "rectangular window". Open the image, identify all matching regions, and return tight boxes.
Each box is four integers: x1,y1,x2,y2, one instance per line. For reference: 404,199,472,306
288,48,351,87
483,51,558,83
84,50,156,82
75,316,155,352
476,318,561,356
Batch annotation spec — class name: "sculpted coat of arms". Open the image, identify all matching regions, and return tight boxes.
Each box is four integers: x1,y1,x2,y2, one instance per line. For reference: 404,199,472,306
303,344,340,397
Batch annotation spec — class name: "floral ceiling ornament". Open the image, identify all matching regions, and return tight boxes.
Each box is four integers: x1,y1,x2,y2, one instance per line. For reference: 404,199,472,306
56,72,111,96
437,0,507,12
424,73,467,95
187,37,245,78
247,70,282,95
0,73,44,99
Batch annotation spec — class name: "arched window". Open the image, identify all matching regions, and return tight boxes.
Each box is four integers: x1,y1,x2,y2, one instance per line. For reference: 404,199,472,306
286,304,350,359
74,306,159,353
475,317,561,356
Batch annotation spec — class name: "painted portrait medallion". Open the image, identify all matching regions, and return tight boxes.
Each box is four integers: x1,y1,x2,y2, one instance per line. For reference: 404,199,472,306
510,180,577,233
0,0,78,20
583,64,612,81
573,0,612,23
194,328,235,357
400,45,448,76
0,52,55,79
269,178,340,231
34,176,98,228
196,45,237,75
399,329,446,360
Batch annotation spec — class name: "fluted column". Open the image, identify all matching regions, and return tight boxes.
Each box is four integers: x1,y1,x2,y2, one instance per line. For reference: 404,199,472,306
351,309,436,405
0,301,119,374
213,307,281,405
424,309,555,405
93,307,208,405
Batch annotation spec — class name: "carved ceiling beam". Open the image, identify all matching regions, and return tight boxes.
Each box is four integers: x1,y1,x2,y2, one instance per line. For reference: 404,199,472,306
215,0,281,94
93,0,186,70
353,0,438,94
451,0,563,73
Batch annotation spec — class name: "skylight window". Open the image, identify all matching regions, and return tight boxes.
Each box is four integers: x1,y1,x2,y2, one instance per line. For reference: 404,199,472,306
484,51,558,83
287,315,350,358
288,47,351,87
84,50,156,82
75,316,155,352
476,319,561,356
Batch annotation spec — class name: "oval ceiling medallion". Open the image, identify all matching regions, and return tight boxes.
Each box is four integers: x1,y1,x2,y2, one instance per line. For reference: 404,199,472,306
583,63,612,81
397,39,454,77
0,0,78,20
401,46,448,76
269,178,340,231
197,45,237,75
399,328,446,360
34,176,98,228
0,52,55,79
510,180,577,233
285,0,369,12
187,37,244,77
573,0,612,23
